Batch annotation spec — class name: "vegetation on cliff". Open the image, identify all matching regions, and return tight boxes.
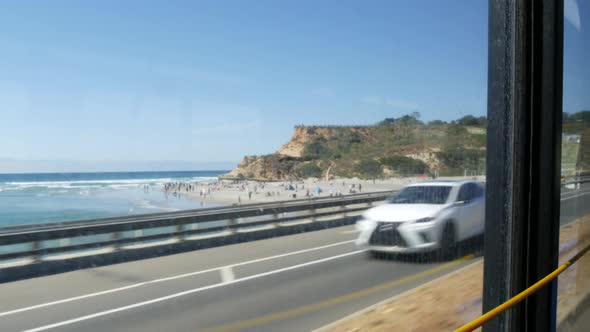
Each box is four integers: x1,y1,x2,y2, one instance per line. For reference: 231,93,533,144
223,113,490,181
223,110,586,181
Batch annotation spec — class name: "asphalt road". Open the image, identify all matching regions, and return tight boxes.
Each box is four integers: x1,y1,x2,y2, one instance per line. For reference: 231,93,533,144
0,187,589,332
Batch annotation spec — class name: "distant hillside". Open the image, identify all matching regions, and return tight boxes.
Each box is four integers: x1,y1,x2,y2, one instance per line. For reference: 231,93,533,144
223,114,487,181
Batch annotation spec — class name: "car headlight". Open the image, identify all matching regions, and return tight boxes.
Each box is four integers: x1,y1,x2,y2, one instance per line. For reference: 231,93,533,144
355,218,376,231
416,217,434,223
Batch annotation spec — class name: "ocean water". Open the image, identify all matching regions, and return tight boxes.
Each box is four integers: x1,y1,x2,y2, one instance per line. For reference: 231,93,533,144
0,171,226,227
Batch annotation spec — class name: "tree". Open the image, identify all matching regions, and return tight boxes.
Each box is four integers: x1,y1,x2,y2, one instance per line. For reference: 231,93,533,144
428,120,446,126
475,116,488,126
455,115,478,126
569,111,590,123
377,113,423,126
455,115,487,126
378,118,396,126
398,112,422,126
562,111,590,134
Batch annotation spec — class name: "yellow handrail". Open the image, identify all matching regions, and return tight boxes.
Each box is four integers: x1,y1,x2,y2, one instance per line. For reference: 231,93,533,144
455,242,590,332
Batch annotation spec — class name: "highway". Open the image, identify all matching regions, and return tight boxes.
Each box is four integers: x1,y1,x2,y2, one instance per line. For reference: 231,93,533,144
0,187,589,332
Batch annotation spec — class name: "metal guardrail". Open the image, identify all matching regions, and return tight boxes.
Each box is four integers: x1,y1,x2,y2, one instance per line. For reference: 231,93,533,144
0,172,584,264
0,191,395,262
561,170,590,185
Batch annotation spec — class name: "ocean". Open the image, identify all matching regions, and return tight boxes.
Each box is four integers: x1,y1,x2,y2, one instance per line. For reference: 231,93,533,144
0,171,227,227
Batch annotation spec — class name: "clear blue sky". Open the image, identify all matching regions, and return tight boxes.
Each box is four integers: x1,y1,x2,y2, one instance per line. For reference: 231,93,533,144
0,1,586,172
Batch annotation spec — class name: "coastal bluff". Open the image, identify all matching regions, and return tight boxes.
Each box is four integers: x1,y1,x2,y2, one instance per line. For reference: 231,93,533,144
222,118,488,181
222,126,373,181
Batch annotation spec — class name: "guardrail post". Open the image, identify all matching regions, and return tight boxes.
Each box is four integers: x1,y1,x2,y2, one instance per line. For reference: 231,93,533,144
112,232,123,251
176,224,185,241
310,208,316,222
340,204,347,218
228,218,237,234
31,240,42,263
272,213,279,228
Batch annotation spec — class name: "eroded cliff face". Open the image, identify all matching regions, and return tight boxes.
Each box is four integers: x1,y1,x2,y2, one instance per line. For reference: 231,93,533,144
221,122,480,181
277,126,372,157
222,155,299,181
223,127,330,180
223,126,374,180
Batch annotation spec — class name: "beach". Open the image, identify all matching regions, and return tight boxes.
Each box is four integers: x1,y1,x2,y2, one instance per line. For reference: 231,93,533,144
167,176,486,206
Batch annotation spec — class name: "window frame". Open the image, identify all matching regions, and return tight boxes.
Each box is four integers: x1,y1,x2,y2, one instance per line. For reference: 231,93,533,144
484,1,564,331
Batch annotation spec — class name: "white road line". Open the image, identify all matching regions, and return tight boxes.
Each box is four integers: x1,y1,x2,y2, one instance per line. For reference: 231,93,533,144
560,190,590,202
560,188,590,198
19,250,367,332
220,266,235,283
341,230,359,234
0,240,354,318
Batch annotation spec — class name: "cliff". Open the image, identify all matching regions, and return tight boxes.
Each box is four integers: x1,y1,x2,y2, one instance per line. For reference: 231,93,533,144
277,126,373,158
222,120,487,181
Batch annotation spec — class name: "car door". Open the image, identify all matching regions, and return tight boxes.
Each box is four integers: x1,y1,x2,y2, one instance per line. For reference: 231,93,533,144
455,183,480,239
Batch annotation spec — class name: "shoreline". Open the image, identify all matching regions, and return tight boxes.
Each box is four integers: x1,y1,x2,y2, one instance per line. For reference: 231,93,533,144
165,176,485,207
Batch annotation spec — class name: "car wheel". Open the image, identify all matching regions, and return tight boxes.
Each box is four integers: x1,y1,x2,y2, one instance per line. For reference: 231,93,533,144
440,223,456,258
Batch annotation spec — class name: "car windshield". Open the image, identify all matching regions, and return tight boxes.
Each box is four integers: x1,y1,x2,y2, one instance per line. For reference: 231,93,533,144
388,186,452,204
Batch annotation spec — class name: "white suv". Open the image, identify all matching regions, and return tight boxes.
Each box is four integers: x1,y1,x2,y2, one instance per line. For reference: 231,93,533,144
355,180,485,254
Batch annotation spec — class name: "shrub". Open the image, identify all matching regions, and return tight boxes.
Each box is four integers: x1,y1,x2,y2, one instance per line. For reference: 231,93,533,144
302,138,330,160
436,147,485,175
355,159,383,179
380,156,429,175
452,115,487,127
296,163,323,178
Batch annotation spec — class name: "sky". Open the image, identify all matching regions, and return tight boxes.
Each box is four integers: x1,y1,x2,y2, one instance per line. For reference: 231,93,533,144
0,0,586,173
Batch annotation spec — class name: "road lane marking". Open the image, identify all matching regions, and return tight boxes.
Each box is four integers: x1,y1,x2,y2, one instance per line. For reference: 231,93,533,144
0,240,354,318
220,266,235,283
202,254,476,332
2,189,582,319
560,189,590,202
18,250,367,332
341,230,359,234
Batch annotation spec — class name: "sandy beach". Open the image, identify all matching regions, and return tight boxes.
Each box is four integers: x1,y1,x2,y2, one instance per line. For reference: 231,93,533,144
163,176,485,207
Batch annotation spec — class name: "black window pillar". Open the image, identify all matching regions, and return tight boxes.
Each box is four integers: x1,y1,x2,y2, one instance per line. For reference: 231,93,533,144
483,0,563,331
